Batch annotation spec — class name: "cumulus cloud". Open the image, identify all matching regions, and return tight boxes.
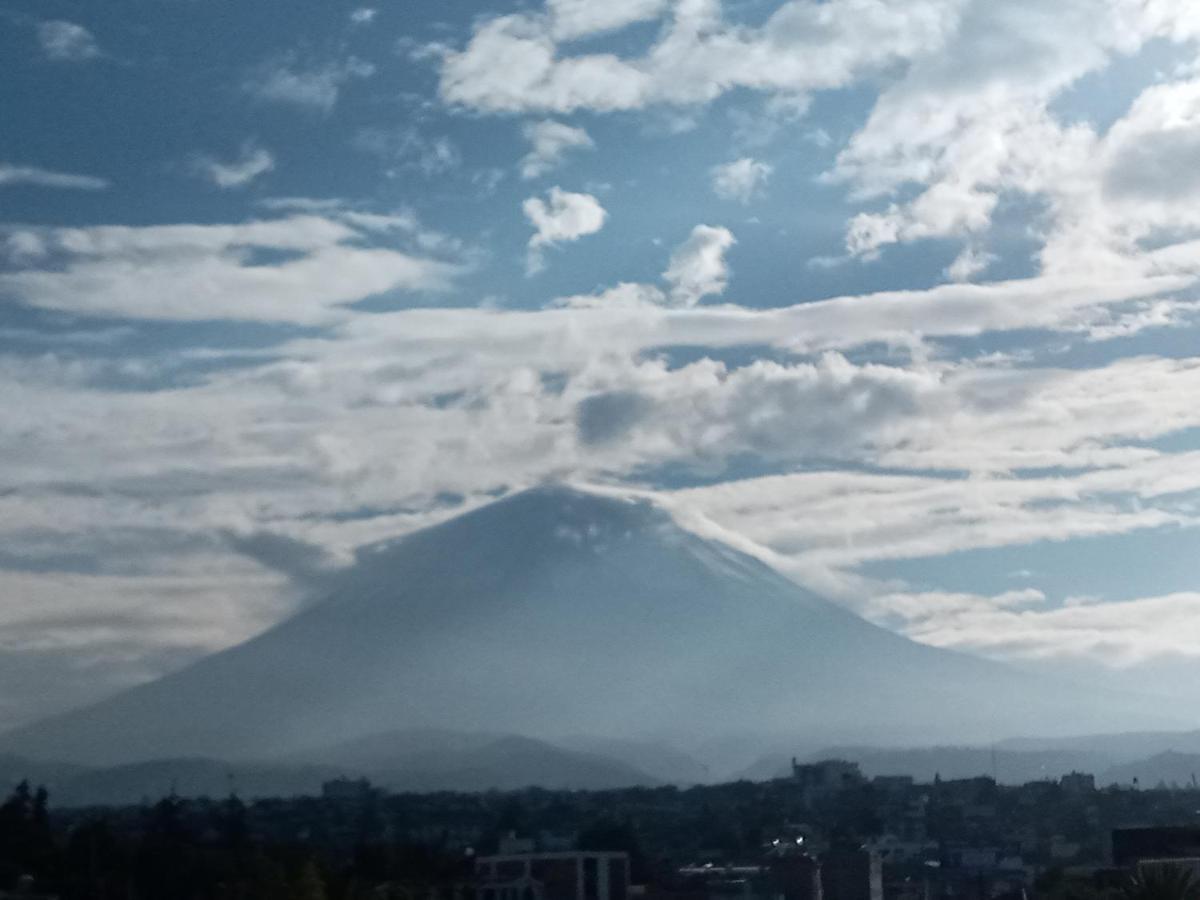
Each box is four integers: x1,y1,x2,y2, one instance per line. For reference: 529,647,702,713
663,224,735,306
520,120,594,179
37,20,101,62
192,142,275,189
349,7,377,25
244,54,375,112
711,157,773,203
432,0,1200,286
438,0,960,113
572,352,945,466
824,1,1200,275
0,214,458,323
0,164,108,191
1049,77,1200,277
523,186,607,272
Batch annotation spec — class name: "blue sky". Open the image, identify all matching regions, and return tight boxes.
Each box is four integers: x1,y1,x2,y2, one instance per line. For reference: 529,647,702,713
4,0,1200,728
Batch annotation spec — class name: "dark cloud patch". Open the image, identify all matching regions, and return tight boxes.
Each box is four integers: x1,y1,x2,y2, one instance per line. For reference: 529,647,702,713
222,530,339,592
1104,129,1200,202
576,390,652,446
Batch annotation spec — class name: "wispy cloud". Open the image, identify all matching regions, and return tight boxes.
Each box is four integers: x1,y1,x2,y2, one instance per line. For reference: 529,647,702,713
0,163,108,191
37,20,101,62
520,120,594,179
191,142,275,189
711,158,773,204
353,127,461,177
244,54,375,112
0,214,459,323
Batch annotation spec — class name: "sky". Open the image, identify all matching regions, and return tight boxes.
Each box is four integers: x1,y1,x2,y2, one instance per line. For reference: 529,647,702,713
3,0,1200,731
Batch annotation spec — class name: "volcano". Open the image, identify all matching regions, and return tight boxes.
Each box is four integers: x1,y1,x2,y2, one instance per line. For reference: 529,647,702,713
0,485,1169,766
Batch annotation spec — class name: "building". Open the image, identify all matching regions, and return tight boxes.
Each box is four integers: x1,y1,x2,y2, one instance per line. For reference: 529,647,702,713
476,851,630,900
766,853,823,900
791,761,865,803
1138,859,1200,880
1060,772,1096,794
676,864,768,900
1113,827,1200,867
820,849,881,900
0,876,58,900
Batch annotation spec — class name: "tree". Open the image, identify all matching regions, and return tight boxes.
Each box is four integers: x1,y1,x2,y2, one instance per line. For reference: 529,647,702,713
292,859,328,900
1124,864,1199,900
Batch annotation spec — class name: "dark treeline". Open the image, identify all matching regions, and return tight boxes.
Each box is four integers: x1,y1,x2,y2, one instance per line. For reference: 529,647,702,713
0,780,481,900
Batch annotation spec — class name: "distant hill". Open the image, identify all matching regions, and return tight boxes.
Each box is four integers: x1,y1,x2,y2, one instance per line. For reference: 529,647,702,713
0,754,88,794
0,486,1182,766
52,758,342,807
0,755,341,807
556,735,710,785
1100,752,1200,788
732,753,794,783
999,730,1200,764
289,730,661,792
0,731,659,806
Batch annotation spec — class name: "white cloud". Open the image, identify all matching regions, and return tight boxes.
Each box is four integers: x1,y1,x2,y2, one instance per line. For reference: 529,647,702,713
0,215,458,323
245,55,375,112
432,0,1200,289
520,120,594,179
945,244,997,282
554,281,668,309
1085,299,1200,342
572,352,946,464
523,186,607,272
663,224,735,306
350,7,377,25
823,1,1200,275
192,142,275,190
711,157,773,203
547,0,671,40
37,20,101,62
870,589,1200,668
4,231,47,264
439,0,963,113
1045,76,1200,278
0,164,108,191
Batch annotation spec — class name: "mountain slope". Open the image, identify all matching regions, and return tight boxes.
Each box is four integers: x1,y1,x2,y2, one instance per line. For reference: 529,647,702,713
1100,751,1200,788
999,730,1200,763
556,735,711,785
0,485,1178,766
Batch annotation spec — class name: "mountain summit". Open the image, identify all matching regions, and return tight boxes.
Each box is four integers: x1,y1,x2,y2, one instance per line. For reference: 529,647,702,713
0,485,1170,765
